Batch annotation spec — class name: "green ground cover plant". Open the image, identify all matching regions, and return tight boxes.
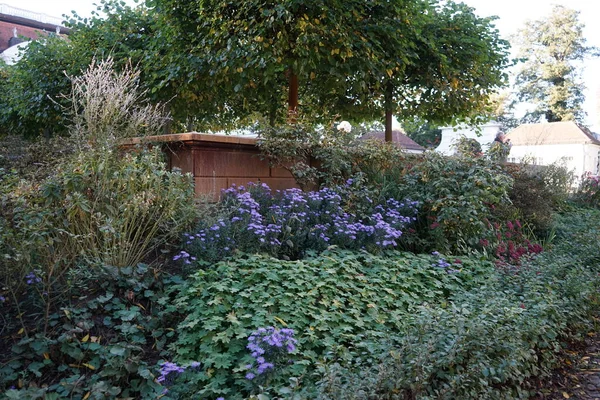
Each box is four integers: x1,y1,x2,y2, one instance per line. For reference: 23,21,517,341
163,250,494,398
307,209,600,399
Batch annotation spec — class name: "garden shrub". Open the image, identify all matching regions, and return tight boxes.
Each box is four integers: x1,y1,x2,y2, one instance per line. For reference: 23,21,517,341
575,173,600,208
0,135,75,181
453,135,483,157
504,163,558,234
540,159,574,206
176,180,418,262
0,60,195,316
164,250,494,398
0,59,198,397
376,151,513,253
260,123,514,255
257,121,410,190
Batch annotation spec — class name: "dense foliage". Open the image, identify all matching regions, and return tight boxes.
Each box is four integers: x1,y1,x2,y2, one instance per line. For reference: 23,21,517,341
152,0,509,133
0,5,599,398
0,0,509,136
0,36,84,137
575,174,600,208
0,61,197,398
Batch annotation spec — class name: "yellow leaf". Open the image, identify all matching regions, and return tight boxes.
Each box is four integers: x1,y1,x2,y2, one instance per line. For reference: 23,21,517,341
136,302,146,311
562,392,570,399
43,352,50,360
17,328,24,335
83,363,96,371
236,67,243,73
81,334,89,343
83,392,91,400
386,69,393,78
274,317,288,327
310,72,316,80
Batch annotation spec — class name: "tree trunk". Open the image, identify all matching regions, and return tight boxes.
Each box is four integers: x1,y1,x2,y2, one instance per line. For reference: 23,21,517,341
287,70,299,123
384,82,394,142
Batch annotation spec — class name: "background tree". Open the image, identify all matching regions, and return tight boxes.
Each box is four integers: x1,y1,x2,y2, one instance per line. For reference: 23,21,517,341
401,117,442,148
513,5,598,124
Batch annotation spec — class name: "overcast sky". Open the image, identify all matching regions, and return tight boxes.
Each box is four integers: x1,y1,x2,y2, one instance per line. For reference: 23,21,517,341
2,0,600,130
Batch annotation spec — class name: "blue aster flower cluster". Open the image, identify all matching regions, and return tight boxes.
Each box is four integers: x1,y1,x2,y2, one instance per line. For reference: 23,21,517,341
25,271,42,285
175,181,418,262
156,361,201,393
431,251,460,274
245,327,297,380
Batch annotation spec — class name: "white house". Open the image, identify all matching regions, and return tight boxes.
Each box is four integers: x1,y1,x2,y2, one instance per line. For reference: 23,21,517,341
436,122,501,155
505,121,600,179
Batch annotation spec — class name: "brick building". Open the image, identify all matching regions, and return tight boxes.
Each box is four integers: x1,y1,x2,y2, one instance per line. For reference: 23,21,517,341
0,3,68,61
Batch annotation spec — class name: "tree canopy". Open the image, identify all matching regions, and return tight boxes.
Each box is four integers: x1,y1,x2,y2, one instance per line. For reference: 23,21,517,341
150,0,510,137
513,5,598,123
1,0,510,138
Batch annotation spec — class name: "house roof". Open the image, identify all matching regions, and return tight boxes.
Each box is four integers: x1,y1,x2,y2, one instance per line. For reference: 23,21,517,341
506,121,600,146
359,130,425,152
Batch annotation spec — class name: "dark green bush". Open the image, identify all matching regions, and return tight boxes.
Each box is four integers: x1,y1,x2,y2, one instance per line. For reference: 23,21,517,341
375,151,513,253
0,36,86,137
503,163,558,234
0,264,177,399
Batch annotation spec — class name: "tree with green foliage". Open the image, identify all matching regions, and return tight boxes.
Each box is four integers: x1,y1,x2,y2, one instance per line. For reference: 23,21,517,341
333,1,510,140
513,5,598,123
150,0,509,139
0,36,86,137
